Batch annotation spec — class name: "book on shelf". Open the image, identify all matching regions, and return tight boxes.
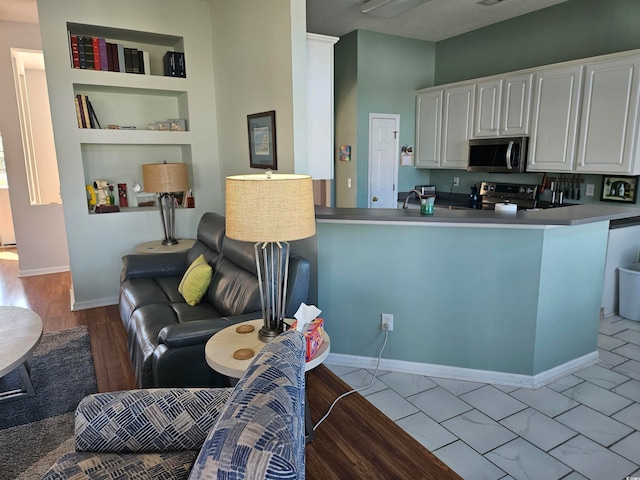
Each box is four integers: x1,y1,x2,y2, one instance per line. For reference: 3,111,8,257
68,32,167,76
98,37,108,71
163,51,186,78
69,34,80,68
75,94,101,129
84,37,95,70
91,37,100,70
117,44,126,73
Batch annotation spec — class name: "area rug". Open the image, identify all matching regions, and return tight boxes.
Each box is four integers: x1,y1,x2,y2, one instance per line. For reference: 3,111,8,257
0,326,97,479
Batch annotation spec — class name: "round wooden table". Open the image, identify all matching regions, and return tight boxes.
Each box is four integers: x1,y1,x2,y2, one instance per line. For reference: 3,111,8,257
0,306,44,402
205,318,330,378
135,239,195,254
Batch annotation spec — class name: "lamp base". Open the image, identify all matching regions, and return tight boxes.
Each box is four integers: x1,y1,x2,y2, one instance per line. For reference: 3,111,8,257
258,326,281,343
162,238,179,246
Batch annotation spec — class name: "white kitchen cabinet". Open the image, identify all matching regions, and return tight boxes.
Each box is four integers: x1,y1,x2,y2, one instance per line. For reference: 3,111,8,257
576,56,640,175
415,89,442,168
474,73,531,138
527,65,583,172
415,83,473,169
306,33,339,179
441,83,474,169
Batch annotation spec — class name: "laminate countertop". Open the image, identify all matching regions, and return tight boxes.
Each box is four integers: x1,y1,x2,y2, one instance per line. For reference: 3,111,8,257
315,204,640,227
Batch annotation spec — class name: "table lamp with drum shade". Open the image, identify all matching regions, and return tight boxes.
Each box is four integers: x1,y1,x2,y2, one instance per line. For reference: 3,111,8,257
225,170,316,342
142,162,189,246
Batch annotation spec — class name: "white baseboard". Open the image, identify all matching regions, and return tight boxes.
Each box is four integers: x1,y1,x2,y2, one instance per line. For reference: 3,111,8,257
18,265,70,277
70,288,118,311
326,351,600,389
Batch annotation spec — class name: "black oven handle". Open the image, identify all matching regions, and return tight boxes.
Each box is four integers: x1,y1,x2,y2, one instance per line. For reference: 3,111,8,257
505,140,514,170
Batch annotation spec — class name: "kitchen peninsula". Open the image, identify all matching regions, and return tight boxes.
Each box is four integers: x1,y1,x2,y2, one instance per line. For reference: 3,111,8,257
314,204,640,387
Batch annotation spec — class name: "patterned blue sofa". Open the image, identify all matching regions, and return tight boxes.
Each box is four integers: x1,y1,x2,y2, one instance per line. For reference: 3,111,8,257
42,330,306,480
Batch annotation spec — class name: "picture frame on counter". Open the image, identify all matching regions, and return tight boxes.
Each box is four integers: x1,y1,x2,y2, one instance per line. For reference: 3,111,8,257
600,175,638,203
247,110,277,170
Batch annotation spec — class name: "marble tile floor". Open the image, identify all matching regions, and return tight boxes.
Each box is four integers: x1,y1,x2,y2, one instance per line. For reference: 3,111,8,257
324,314,640,480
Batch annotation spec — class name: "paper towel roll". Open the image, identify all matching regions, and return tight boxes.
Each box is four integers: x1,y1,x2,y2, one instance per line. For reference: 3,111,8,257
495,202,517,213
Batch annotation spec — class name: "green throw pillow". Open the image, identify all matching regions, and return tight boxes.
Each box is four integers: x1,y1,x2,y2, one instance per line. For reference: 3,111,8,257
178,254,213,306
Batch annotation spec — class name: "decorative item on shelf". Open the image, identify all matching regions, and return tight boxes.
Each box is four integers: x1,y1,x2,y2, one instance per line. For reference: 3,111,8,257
601,175,638,203
169,119,187,131
226,170,316,342
142,161,189,245
117,183,128,207
86,179,120,213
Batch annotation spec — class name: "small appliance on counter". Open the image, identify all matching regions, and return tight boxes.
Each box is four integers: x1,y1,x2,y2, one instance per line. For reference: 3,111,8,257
415,185,436,197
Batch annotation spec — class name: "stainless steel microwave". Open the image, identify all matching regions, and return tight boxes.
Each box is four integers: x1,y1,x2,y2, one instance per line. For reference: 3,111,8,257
467,137,528,173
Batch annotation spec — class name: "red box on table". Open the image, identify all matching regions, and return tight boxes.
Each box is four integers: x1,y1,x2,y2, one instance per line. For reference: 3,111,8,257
289,318,324,361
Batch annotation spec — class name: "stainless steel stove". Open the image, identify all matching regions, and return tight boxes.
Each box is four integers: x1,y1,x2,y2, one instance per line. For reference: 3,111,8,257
478,181,538,210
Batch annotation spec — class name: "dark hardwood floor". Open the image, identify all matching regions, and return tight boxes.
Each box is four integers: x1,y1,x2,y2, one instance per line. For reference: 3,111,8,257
1,249,460,479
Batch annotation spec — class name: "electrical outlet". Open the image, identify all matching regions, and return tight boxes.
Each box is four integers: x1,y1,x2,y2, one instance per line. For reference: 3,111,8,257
453,177,460,187
381,313,394,331
586,183,595,196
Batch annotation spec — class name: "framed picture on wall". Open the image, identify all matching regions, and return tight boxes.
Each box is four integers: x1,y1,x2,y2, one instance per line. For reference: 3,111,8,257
247,110,277,170
600,175,638,203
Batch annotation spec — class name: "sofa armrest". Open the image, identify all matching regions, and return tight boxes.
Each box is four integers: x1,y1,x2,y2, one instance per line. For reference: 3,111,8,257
120,252,189,282
158,313,259,348
74,388,232,453
188,330,306,479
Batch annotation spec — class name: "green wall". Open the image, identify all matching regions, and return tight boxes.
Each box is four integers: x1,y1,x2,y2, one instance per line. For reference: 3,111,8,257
435,0,640,84
317,220,608,376
334,30,437,207
334,0,640,206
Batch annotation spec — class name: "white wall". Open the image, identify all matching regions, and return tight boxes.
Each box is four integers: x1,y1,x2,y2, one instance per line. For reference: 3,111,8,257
210,0,308,200
0,20,69,276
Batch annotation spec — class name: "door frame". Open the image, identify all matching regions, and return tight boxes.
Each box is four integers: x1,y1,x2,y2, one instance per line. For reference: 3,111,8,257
367,113,400,208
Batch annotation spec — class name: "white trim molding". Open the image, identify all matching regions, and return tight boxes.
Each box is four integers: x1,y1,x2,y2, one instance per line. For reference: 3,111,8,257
326,351,600,389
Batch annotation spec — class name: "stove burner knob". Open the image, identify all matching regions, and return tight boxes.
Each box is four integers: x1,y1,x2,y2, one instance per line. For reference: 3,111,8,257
519,187,525,193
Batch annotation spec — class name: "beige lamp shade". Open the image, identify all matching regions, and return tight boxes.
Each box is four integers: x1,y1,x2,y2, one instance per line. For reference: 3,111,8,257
142,163,189,193
226,173,316,242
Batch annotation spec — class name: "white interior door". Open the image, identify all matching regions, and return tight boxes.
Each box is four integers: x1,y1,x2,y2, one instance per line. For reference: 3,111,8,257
368,113,399,208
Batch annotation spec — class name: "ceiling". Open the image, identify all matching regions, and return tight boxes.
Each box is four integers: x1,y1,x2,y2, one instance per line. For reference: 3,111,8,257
1,0,570,41
307,0,570,42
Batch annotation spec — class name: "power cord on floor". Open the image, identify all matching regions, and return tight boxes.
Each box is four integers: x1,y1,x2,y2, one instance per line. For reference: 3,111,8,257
312,327,389,432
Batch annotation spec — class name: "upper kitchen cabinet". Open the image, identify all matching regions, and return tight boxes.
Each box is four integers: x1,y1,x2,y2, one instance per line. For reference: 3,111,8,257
415,83,473,169
415,89,442,168
527,65,583,173
441,83,474,169
306,33,338,179
576,55,640,175
474,73,532,138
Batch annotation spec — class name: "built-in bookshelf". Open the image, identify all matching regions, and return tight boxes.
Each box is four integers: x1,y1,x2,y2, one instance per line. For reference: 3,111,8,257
65,22,192,213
